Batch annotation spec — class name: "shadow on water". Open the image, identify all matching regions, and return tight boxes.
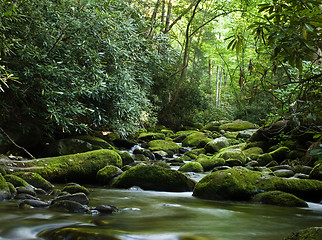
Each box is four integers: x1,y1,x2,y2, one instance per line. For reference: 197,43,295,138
0,187,321,240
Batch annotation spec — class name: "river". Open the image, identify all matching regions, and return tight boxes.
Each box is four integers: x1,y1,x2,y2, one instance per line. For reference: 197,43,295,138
0,186,321,240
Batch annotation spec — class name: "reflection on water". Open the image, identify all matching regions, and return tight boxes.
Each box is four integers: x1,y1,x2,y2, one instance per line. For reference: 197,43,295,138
0,187,321,240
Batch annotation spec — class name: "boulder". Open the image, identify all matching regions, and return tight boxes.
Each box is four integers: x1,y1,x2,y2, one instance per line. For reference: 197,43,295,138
269,146,290,163
50,200,88,213
13,172,54,191
257,153,273,166
112,165,195,192
237,129,258,139
148,140,181,153
219,119,258,131
76,135,115,150
138,132,165,141
196,154,219,171
309,163,322,181
193,167,322,202
51,192,89,205
118,151,134,165
61,183,90,195
4,174,33,190
243,147,263,160
96,166,123,185
252,191,308,207
284,227,322,240
217,149,246,165
21,199,49,208
182,132,212,148
14,149,122,183
0,173,11,200
273,169,295,178
179,162,204,173
204,137,229,153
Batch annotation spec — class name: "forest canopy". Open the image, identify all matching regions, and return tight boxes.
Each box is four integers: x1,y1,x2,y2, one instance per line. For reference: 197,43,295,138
0,0,321,140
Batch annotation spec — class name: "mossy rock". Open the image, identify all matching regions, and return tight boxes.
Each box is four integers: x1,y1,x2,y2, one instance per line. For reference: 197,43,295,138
138,132,166,141
77,135,115,150
61,184,90,195
223,132,239,139
269,146,290,163
204,137,229,154
196,154,218,171
50,200,88,213
182,132,211,148
179,162,204,173
4,174,33,189
252,191,308,207
117,151,134,166
21,149,122,183
243,147,263,160
0,173,11,200
38,227,121,240
226,159,243,167
193,167,322,202
309,163,322,181
161,129,175,137
284,227,322,240
96,166,123,185
112,165,195,192
217,149,246,164
209,157,226,167
257,153,273,166
148,140,181,153
219,119,258,131
13,172,54,191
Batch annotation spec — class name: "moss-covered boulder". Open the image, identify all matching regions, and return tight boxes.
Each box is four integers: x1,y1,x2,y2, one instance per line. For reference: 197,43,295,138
182,132,211,148
193,167,322,202
96,166,123,185
112,165,195,192
38,227,121,240
219,119,258,131
284,227,322,240
0,173,11,200
179,162,204,173
309,163,322,181
138,132,165,141
61,184,90,195
13,172,54,191
217,149,246,164
148,140,181,153
50,200,88,213
268,146,290,163
257,153,273,166
4,174,33,189
196,154,219,171
17,149,122,183
204,137,229,153
252,191,308,207
77,135,115,150
243,147,263,160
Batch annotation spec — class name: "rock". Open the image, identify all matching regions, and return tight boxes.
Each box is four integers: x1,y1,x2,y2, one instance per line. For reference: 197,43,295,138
212,166,231,172
226,159,243,167
51,192,89,205
219,119,258,131
16,186,36,196
118,151,134,165
0,173,11,200
96,166,123,185
17,149,122,183
21,199,49,208
196,154,220,171
237,129,258,139
182,132,211,148
294,165,313,175
15,193,39,200
138,132,166,141
217,149,246,165
13,172,54,191
113,139,136,149
309,163,322,181
242,147,263,160
284,227,322,240
38,227,121,240
204,137,229,154
193,167,322,202
50,200,88,213
201,121,224,131
223,132,239,139
257,153,273,166
4,174,33,190
303,142,322,165
7,182,17,196
94,205,118,214
112,165,195,192
61,184,90,195
153,150,169,159
76,135,115,150
252,191,308,207
179,162,204,173
273,169,295,178
269,146,290,163
249,120,289,142
148,140,181,153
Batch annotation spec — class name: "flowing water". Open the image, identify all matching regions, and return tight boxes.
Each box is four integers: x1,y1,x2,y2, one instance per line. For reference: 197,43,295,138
0,186,321,240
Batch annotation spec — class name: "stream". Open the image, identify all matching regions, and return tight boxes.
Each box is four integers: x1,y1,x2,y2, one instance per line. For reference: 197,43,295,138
0,186,321,240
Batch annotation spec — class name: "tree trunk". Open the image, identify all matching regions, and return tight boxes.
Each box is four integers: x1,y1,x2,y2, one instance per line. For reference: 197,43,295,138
148,0,161,38
164,0,172,33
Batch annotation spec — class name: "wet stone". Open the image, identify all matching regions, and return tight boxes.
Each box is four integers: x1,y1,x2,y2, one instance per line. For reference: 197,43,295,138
22,199,49,208
51,192,89,205
274,169,295,178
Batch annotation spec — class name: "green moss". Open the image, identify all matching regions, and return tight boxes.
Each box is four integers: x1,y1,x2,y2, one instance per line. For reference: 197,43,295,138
243,147,263,160
224,132,239,139
217,149,246,164
193,167,322,202
219,120,258,131
179,162,204,172
13,172,54,191
257,153,273,166
204,137,229,153
96,166,123,185
112,165,195,192
38,227,121,240
148,140,181,153
61,184,90,195
138,132,166,141
284,227,322,240
26,149,122,183
252,190,308,207
77,135,115,150
196,154,218,171
309,163,322,181
4,174,32,189
182,132,211,147
269,146,290,163
0,173,11,200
